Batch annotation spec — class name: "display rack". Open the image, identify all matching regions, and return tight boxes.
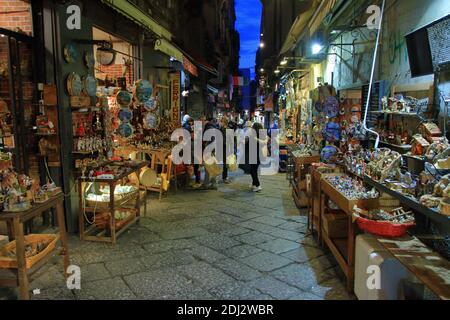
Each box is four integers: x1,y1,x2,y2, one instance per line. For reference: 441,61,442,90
319,174,379,292
363,175,450,234
78,161,148,244
375,235,450,300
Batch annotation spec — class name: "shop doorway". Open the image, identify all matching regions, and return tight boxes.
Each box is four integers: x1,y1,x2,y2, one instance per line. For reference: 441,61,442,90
0,28,40,179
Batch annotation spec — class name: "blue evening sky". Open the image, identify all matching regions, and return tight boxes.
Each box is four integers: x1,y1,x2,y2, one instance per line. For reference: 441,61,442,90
235,0,261,79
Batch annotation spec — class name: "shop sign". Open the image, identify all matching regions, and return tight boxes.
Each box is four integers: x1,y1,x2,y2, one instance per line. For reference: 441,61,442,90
170,72,181,126
264,93,274,112
183,57,198,77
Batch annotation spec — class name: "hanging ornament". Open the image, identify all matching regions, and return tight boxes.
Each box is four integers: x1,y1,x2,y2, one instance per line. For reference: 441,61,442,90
323,96,339,118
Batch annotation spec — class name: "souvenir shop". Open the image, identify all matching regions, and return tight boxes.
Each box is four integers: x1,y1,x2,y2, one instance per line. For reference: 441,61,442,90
285,13,450,299
0,0,184,299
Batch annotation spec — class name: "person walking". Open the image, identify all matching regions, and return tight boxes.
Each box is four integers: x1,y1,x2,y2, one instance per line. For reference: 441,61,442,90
246,122,265,193
202,117,219,190
220,117,233,184
182,117,202,188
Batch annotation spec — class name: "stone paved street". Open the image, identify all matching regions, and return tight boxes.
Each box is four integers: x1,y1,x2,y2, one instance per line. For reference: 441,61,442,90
1,172,354,300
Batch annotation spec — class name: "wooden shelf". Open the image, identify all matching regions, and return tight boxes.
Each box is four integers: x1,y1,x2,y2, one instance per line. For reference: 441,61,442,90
79,162,148,244
369,139,412,151
375,235,450,300
36,133,57,136
363,175,450,233
72,149,104,155
370,110,423,117
403,154,427,162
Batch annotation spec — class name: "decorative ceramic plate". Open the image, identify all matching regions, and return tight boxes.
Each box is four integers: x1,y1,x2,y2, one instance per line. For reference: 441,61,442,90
63,42,78,64
66,73,82,96
323,96,339,118
321,146,338,163
116,91,133,107
143,97,158,112
118,108,133,123
323,122,341,142
118,123,134,138
84,51,95,69
96,47,116,66
143,113,159,130
82,75,97,97
135,80,153,103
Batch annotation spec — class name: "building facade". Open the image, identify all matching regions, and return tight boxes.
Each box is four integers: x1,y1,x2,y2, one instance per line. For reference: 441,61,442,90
174,0,240,119
0,0,240,232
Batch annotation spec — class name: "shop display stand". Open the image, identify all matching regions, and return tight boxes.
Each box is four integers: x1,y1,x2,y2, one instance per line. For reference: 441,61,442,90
309,167,343,234
291,154,320,209
363,176,450,233
368,82,434,154
374,235,450,300
78,162,148,244
0,193,70,300
37,85,61,169
319,174,379,292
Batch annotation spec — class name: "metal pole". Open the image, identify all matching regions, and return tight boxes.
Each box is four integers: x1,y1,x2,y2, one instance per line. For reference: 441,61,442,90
363,0,386,149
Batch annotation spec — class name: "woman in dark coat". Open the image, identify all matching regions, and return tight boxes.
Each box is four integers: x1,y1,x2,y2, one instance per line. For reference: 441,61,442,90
246,122,264,192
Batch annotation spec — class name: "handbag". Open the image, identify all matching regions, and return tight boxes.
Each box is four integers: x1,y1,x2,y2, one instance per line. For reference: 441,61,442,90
204,156,223,177
227,154,238,172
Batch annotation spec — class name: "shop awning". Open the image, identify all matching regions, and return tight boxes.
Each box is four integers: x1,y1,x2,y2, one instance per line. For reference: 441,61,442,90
308,0,337,36
279,0,337,55
154,38,183,62
154,39,200,77
101,0,172,40
279,4,318,55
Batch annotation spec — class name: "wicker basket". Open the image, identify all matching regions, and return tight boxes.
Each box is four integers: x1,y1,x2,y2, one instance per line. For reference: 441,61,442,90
94,209,136,231
353,212,414,238
0,234,59,269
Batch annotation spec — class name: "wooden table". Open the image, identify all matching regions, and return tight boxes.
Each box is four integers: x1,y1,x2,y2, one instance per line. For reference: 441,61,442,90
0,193,69,300
79,162,148,244
319,174,379,292
375,235,450,300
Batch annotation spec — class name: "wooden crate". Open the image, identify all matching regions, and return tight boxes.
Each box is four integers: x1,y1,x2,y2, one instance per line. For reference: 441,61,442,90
320,174,380,214
0,234,59,269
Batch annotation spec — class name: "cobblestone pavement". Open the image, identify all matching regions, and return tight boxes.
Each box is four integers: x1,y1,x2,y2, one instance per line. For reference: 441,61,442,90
1,172,355,300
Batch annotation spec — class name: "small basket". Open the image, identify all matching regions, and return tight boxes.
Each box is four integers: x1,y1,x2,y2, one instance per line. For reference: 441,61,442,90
0,234,59,269
353,213,415,238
